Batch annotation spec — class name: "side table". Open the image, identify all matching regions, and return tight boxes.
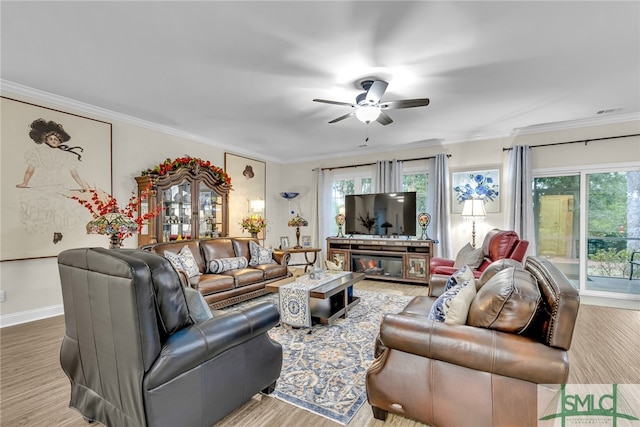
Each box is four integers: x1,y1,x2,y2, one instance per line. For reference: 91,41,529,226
284,247,321,272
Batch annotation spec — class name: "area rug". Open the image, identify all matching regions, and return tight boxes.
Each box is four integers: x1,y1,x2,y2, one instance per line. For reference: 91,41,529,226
231,289,413,425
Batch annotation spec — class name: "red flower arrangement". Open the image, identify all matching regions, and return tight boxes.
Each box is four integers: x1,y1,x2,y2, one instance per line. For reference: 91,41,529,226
141,156,231,186
70,185,162,241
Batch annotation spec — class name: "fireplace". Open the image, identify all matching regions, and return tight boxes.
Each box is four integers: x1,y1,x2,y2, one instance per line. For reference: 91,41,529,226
351,253,403,278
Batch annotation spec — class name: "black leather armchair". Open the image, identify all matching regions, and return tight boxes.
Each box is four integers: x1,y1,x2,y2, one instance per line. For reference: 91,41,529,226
58,247,282,427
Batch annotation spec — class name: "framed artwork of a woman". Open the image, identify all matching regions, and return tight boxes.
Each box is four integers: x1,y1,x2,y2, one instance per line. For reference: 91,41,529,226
1,97,112,260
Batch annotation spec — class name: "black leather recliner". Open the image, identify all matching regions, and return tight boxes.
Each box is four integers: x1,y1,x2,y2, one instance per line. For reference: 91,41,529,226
57,247,283,427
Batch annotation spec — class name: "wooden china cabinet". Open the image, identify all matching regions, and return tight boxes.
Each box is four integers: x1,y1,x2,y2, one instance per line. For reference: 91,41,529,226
135,164,230,246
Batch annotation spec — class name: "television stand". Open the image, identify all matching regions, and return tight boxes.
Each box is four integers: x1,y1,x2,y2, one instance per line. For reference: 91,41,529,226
326,237,434,285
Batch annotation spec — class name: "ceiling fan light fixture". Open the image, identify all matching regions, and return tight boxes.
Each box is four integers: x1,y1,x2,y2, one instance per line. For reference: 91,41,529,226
355,105,381,123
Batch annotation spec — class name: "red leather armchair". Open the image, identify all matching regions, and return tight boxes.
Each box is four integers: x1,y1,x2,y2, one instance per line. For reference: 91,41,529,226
430,229,529,279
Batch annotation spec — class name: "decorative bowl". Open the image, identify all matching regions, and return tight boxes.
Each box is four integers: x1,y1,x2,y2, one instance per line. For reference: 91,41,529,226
279,192,299,200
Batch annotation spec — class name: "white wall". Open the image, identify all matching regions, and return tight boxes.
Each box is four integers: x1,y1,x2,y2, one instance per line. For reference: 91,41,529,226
1,88,638,326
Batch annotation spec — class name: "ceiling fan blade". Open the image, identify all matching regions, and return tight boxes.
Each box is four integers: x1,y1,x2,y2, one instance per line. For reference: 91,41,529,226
365,80,388,104
313,98,355,107
328,111,355,123
380,98,430,109
376,111,393,126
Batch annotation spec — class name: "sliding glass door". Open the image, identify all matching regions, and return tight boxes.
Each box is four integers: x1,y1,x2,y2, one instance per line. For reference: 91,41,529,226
585,170,640,294
533,166,640,298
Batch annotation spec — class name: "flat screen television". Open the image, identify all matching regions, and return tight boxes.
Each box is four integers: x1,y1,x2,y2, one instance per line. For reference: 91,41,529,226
344,192,416,237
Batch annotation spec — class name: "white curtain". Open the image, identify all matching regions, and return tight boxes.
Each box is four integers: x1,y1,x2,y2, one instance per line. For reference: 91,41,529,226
373,159,403,192
312,168,334,265
428,153,451,258
506,145,536,255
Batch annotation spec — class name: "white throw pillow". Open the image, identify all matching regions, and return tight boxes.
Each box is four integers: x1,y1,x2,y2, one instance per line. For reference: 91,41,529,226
428,277,476,324
444,265,475,292
444,278,477,324
164,250,185,272
249,241,275,266
177,245,201,278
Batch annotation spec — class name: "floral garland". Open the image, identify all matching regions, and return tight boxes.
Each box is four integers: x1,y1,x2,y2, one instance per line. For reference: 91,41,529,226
70,186,161,240
141,156,231,186
241,214,267,234
453,173,499,203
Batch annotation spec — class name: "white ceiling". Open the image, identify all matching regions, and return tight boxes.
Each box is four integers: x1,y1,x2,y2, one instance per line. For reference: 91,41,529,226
2,1,639,164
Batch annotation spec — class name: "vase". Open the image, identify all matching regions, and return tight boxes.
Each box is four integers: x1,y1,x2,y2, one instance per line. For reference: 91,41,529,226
250,232,258,239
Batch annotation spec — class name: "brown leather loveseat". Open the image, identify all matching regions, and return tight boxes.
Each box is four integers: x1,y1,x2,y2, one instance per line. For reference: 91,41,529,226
143,237,290,309
366,256,580,427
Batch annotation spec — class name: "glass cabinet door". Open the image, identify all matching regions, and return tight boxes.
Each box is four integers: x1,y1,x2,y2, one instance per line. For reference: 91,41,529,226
198,183,223,238
162,181,192,241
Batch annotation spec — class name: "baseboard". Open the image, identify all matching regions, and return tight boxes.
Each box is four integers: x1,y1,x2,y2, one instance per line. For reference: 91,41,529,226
0,304,64,328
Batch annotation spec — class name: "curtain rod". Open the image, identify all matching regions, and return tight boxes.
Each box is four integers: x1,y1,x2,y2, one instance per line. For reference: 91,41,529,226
319,154,451,171
502,133,639,151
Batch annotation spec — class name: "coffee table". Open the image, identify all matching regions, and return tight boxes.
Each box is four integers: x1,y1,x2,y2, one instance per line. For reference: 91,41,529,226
278,271,365,326
308,271,364,324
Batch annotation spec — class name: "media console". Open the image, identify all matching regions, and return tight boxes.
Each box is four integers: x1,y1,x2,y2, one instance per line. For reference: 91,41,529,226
326,237,434,285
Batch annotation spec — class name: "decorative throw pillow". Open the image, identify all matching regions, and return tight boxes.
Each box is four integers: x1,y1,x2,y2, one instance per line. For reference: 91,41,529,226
209,256,249,273
178,245,201,278
428,278,476,324
249,241,275,266
467,267,542,334
444,279,477,324
164,250,185,273
183,286,213,323
453,243,484,269
444,265,475,292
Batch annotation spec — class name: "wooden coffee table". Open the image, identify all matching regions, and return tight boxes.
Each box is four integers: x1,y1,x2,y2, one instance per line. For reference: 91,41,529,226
303,271,365,325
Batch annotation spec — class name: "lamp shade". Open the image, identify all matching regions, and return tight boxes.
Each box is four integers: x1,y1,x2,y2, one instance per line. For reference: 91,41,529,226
355,105,381,123
461,199,486,220
287,214,308,227
86,212,138,236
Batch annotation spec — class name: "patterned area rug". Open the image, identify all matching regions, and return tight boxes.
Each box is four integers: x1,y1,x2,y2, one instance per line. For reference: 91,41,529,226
234,289,413,425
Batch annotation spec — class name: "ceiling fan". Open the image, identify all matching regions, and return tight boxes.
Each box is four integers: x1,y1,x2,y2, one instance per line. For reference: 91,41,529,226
313,79,430,125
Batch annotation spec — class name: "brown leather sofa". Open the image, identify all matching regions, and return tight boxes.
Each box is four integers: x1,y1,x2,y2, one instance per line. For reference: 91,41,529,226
58,248,283,427
366,256,580,427
142,237,290,309
430,228,529,279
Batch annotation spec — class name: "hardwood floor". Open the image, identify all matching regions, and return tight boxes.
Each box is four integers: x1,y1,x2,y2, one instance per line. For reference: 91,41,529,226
1,280,638,427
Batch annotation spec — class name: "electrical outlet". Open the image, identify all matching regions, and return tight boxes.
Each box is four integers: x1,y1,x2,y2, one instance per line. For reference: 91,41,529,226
0,290,5,302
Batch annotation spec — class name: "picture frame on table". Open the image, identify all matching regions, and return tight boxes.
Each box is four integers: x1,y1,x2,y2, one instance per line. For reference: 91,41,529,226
280,236,290,249
301,235,312,247
451,167,501,214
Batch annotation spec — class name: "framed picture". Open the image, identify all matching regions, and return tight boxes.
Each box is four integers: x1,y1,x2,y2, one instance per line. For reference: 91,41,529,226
301,235,312,247
451,168,500,213
225,153,266,238
280,236,290,249
1,97,112,260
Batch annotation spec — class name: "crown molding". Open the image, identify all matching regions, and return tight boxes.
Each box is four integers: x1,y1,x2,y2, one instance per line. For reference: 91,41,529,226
512,112,640,135
0,80,281,163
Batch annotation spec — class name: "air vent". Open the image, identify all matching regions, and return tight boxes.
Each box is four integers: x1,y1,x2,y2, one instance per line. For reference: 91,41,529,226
597,107,623,115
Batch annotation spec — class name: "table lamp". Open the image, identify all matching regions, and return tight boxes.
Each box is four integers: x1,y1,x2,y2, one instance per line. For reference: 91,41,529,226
461,199,486,248
86,209,139,249
288,214,308,248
